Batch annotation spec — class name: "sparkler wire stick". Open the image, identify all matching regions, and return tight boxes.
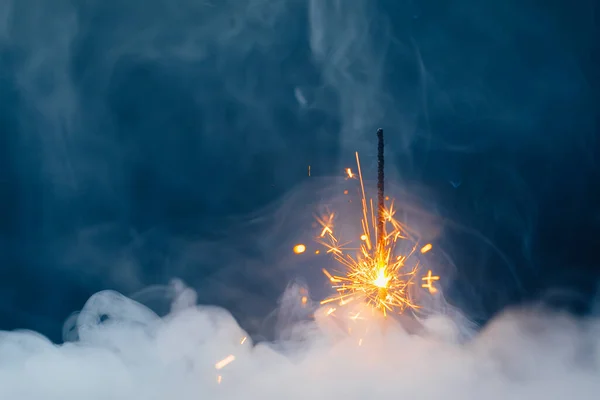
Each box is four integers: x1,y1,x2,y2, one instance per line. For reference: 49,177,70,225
376,128,385,252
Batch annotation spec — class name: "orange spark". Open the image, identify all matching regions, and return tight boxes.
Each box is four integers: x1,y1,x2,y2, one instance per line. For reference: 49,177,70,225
420,243,432,254
421,270,439,293
215,355,236,370
317,213,334,238
293,244,306,254
349,312,363,321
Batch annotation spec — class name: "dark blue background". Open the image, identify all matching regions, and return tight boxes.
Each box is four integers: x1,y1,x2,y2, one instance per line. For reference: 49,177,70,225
1,0,598,342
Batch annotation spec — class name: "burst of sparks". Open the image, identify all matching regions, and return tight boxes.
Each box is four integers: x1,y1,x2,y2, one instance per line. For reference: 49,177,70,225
316,152,439,316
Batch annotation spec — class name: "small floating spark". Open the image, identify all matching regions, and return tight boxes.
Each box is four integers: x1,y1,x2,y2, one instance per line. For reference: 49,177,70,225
420,243,433,254
215,355,236,370
293,244,306,254
421,270,440,294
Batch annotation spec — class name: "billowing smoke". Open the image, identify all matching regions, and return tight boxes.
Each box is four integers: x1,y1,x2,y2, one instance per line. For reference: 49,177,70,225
1,0,597,398
1,285,600,399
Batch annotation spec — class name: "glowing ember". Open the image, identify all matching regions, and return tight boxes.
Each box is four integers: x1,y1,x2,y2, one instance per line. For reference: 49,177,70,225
420,243,433,254
293,244,306,254
422,270,440,294
317,146,440,316
215,355,236,370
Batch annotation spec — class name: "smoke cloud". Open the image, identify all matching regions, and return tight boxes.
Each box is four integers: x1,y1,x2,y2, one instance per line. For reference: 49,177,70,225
1,287,599,399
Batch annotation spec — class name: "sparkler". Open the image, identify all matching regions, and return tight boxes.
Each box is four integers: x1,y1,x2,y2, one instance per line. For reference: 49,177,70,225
212,132,440,382
317,129,439,316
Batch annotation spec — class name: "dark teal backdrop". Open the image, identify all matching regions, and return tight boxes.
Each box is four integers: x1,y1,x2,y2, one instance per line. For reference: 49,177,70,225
0,0,598,342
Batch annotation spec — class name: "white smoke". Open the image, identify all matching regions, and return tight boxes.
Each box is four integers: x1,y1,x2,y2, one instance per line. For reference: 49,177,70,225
0,285,598,399
308,0,395,157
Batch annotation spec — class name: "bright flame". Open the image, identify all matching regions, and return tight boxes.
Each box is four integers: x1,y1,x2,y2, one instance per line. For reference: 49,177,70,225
373,267,390,288
317,152,439,316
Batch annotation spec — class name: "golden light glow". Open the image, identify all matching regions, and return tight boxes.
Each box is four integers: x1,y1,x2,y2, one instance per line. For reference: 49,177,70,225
317,152,439,316
293,244,306,254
